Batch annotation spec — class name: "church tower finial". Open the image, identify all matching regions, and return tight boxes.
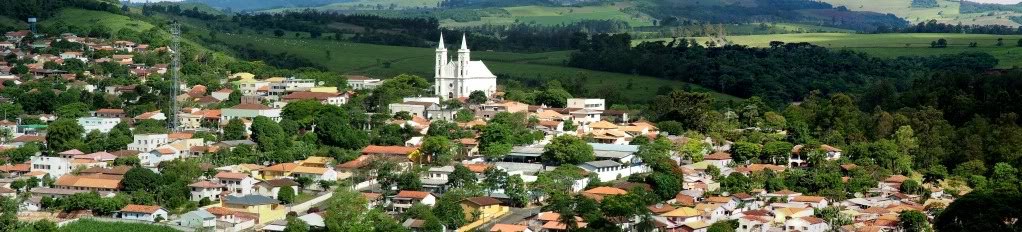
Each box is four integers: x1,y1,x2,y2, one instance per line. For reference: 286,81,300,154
437,33,446,50
460,33,468,50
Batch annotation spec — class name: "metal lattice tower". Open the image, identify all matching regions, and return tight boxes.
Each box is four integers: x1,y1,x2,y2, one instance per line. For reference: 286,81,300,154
169,21,181,132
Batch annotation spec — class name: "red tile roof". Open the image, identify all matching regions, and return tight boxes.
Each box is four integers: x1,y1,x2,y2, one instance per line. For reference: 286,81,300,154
395,190,432,199
120,204,163,214
361,145,417,155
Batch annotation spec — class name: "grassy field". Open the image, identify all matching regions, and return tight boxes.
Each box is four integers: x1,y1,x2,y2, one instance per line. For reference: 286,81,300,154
638,33,1022,68
40,8,155,33
444,3,653,27
215,33,738,102
59,219,178,232
821,0,1022,26
270,0,442,11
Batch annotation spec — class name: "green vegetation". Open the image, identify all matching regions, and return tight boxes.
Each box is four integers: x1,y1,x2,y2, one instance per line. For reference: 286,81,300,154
821,0,1022,26
442,4,652,27
40,8,154,33
58,219,179,232
213,33,737,102
269,0,443,11
639,33,1022,68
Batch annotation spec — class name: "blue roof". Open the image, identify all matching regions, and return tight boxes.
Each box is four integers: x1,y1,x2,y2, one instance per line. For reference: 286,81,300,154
588,143,639,152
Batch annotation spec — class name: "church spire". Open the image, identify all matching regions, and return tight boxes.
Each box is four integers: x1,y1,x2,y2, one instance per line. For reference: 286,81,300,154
437,33,446,50
460,33,469,50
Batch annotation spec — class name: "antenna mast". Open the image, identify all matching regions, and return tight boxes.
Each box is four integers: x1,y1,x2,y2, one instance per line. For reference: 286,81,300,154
169,21,181,132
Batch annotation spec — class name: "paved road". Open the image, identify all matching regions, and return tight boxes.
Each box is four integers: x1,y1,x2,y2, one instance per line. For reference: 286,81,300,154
479,207,541,231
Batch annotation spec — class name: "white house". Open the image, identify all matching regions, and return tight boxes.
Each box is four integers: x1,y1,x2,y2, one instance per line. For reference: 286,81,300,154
348,76,382,90
388,102,433,118
704,152,733,169
783,217,829,232
119,204,169,222
29,156,72,178
233,75,269,96
567,98,606,111
221,101,282,123
189,180,226,201
736,215,771,232
255,179,299,198
391,190,436,213
77,117,121,133
434,34,497,100
268,77,316,96
127,134,169,153
579,160,644,182
215,172,258,196
790,196,829,209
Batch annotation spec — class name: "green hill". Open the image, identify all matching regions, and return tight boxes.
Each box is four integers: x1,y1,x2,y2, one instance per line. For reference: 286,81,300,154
213,33,738,103
638,33,1022,68
40,8,155,33
820,0,1022,26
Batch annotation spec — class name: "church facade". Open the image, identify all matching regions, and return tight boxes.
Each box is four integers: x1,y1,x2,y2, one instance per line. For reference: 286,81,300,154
434,34,497,100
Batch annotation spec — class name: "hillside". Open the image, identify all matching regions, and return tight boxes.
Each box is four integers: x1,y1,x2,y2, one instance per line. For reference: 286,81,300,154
183,0,342,11
638,33,1022,67
821,0,1022,26
207,33,738,103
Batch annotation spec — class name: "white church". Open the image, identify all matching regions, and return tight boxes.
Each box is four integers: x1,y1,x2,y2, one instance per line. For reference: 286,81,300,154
434,34,498,100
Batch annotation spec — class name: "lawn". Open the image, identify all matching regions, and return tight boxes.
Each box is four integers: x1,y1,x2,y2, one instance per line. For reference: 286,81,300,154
40,8,155,33
296,191,317,203
638,33,1022,68
214,33,738,102
59,219,178,232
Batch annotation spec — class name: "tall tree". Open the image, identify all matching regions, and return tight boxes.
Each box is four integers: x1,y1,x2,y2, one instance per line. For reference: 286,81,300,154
542,135,594,165
45,119,84,152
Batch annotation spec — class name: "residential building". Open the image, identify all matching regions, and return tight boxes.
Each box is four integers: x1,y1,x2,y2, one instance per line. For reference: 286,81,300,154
255,179,299,198
54,174,121,192
347,76,382,90
127,134,169,153
567,98,606,110
221,100,282,122
268,77,316,96
220,195,287,223
118,204,169,222
392,190,436,213
215,172,257,196
189,180,226,201
281,91,348,106
77,117,120,133
178,209,216,229
460,197,509,226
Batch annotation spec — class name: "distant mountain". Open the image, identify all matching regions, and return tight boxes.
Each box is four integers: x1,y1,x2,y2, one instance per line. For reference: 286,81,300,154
184,0,345,11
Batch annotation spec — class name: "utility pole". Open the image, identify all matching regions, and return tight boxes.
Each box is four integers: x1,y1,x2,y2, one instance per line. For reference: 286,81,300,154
169,21,181,132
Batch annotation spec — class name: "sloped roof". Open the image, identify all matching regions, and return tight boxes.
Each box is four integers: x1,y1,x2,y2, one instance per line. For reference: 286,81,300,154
661,207,700,217
583,186,627,195
395,190,432,199
705,151,732,160
189,180,225,188
462,196,502,207
230,103,271,110
361,145,417,155
224,195,279,206
215,171,249,180
120,204,163,214
259,179,298,187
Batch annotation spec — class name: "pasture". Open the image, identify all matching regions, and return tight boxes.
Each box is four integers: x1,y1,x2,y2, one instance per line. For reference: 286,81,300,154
820,0,1022,26
638,33,1022,67
40,8,155,33
214,33,737,102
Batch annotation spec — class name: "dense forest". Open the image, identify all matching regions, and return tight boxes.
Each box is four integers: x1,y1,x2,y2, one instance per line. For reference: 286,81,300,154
568,34,998,106
0,0,120,20
183,0,337,11
911,0,939,8
889,20,1022,34
642,0,908,32
960,0,1022,14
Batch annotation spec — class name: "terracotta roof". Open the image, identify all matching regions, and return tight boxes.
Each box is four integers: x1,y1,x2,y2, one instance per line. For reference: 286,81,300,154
120,204,163,214
770,189,801,195
462,196,502,206
0,187,14,194
395,190,432,199
541,221,587,230
292,166,328,175
820,144,842,152
589,120,618,129
465,163,490,173
169,132,193,140
205,206,235,216
54,175,121,189
156,148,176,155
361,145,417,155
490,224,528,232
792,195,826,203
840,163,858,170
459,138,478,145
584,186,627,195
189,180,225,188
111,150,140,157
0,163,30,172
705,151,732,160
282,91,340,101
706,196,733,203
95,108,124,114
675,194,696,206
13,135,45,143
215,172,249,180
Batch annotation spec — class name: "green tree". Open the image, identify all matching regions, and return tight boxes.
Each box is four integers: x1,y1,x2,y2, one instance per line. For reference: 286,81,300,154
45,119,84,152
990,162,1020,193
542,135,594,165
284,215,310,232
953,159,987,177
432,189,467,228
467,90,487,104
55,102,90,119
250,116,290,152
707,219,738,232
731,141,761,163
420,136,454,164
448,164,477,188
482,166,508,193
106,122,133,150
898,210,930,232
505,174,529,207
656,120,684,135
223,118,247,140
277,186,296,204
397,171,423,191
763,141,793,165
123,167,161,193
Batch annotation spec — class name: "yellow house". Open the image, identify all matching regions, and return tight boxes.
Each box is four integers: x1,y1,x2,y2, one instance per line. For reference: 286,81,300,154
220,195,286,224
457,197,509,232
299,156,334,168
309,87,338,93
230,72,255,80
258,163,298,180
